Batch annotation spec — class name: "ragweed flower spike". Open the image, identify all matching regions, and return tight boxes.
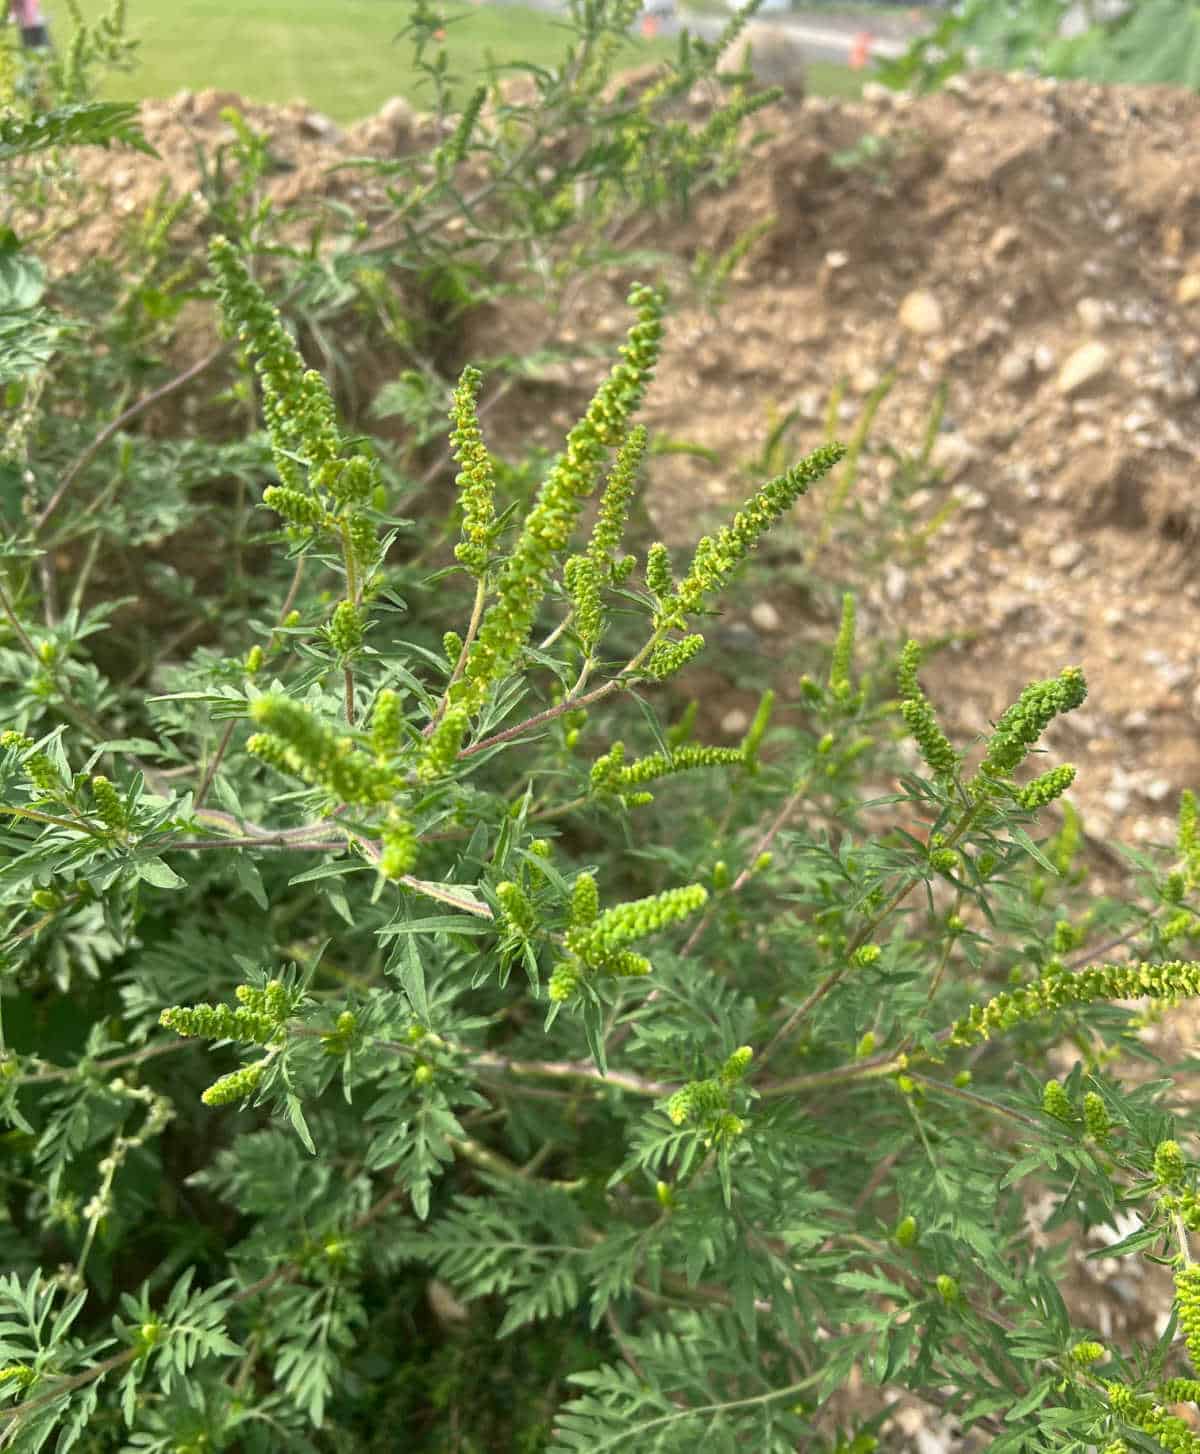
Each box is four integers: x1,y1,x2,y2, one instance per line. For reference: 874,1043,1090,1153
247,696,399,806
458,285,666,714
668,440,845,621
972,665,1087,795
829,592,857,705
949,959,1200,1049
449,364,498,577
895,640,958,779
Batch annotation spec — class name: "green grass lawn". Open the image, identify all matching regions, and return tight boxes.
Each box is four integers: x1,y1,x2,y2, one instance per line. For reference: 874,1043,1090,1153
63,0,860,121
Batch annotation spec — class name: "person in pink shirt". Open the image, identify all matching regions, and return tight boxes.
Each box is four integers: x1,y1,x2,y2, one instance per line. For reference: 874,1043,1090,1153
9,0,51,48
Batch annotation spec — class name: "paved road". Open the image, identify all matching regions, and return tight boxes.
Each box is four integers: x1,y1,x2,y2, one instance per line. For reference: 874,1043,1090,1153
490,0,938,65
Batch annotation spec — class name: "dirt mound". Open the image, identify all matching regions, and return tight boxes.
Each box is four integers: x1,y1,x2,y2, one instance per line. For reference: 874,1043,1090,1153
24,67,1200,863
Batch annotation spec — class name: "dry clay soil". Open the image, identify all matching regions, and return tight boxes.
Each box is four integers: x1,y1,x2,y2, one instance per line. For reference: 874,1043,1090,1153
37,63,1200,1448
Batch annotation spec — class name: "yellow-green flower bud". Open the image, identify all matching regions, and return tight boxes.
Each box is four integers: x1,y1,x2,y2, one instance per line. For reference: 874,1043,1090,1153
371,689,403,759
719,1046,752,1084
1083,1091,1111,1141
89,775,127,831
1154,1139,1187,1188
855,1031,875,1058
37,640,57,665
645,542,674,599
328,600,364,656
201,1061,265,1107
935,1274,959,1304
417,707,468,783
712,861,729,892
496,880,537,937
263,486,323,527
1042,1080,1074,1123
895,1215,918,1248
851,944,881,969
548,961,581,1002
443,630,464,665
569,872,599,930
245,645,264,674
379,819,417,880
953,1070,972,1088
896,1074,916,1095
655,1180,674,1209
752,852,773,875
1070,1341,1105,1365
413,1063,434,1087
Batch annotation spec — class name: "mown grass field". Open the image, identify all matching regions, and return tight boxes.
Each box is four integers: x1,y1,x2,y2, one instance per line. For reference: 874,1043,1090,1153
63,0,863,121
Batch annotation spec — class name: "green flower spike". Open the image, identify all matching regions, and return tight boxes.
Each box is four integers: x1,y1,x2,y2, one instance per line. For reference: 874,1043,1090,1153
248,696,397,806
564,553,604,652
829,592,857,704
569,872,599,930
89,775,128,832
973,666,1087,793
1018,763,1077,811
1155,1139,1187,1188
417,706,468,784
159,1000,280,1045
645,542,674,601
670,441,845,619
370,689,404,760
262,486,325,528
741,690,774,772
379,816,417,880
328,599,365,656
2,732,62,795
586,424,647,579
569,883,708,963
201,1061,266,1107
1181,789,1200,889
449,365,498,577
548,961,582,1003
895,640,958,779
496,880,538,938
1083,1091,1111,1140
443,630,464,665
1043,1080,1075,1122
1070,1341,1105,1365
646,635,706,681
459,284,665,713
950,960,1200,1049
200,1064,266,1105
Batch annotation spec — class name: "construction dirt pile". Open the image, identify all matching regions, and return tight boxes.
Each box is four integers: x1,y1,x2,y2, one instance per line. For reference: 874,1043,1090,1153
21,59,1200,1452
36,66,1200,870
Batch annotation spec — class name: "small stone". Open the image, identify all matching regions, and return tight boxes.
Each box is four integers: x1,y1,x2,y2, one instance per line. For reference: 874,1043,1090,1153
1075,297,1106,331
1056,341,1113,396
998,347,1032,385
987,224,1020,258
1144,778,1174,803
860,81,893,105
929,432,978,483
1177,273,1200,304
1049,540,1084,571
749,601,782,632
884,563,907,603
1032,342,1056,373
720,707,750,736
898,289,944,335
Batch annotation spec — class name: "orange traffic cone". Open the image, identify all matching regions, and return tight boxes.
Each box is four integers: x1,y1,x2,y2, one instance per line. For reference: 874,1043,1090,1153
848,31,872,69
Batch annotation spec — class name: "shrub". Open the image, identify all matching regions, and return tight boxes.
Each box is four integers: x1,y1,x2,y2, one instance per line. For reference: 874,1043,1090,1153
5,5,1200,1454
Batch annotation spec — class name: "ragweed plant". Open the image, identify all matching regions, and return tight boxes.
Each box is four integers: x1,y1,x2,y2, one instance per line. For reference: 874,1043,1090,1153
8,12,1200,1454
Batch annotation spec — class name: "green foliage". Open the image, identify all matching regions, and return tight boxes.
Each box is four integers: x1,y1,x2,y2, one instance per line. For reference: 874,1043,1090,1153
8,2,1200,1451
879,0,1200,95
